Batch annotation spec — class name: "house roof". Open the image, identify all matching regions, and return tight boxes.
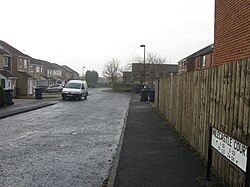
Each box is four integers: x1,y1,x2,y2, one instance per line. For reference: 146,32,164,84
62,65,79,75
52,63,62,69
178,44,214,63
0,48,11,56
30,58,56,69
192,44,214,58
40,74,56,81
0,69,16,78
61,65,71,73
0,40,31,59
17,71,34,79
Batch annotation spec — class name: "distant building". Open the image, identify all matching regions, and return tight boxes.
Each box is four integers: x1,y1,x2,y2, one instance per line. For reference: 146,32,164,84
122,71,132,84
132,63,178,84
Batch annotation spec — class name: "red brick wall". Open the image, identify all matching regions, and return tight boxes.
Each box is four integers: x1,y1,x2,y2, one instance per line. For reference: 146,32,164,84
213,0,250,65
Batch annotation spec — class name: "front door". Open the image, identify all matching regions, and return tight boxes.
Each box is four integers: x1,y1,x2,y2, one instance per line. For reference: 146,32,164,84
28,79,33,95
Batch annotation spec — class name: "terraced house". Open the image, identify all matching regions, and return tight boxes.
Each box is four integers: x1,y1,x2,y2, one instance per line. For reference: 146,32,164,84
61,65,80,82
30,58,55,90
0,40,34,96
0,48,17,91
0,40,80,96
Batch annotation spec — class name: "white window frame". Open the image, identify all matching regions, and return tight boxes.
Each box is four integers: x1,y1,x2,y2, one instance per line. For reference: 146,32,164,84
36,66,41,73
202,55,206,67
30,65,34,73
24,59,27,68
3,57,8,67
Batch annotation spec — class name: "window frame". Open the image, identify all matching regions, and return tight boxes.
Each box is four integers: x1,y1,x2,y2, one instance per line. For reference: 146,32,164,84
24,59,28,68
3,57,8,67
202,55,206,67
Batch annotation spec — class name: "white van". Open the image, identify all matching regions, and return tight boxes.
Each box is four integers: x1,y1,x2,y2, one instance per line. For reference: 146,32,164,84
62,80,88,100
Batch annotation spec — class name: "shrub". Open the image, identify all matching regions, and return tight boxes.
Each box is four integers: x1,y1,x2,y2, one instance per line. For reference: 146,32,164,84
0,87,6,106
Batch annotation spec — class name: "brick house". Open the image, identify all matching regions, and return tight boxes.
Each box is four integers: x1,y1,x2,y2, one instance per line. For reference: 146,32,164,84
0,40,34,96
193,44,213,70
62,65,79,81
30,58,56,89
0,48,17,90
61,65,78,84
50,63,64,85
178,44,214,73
30,60,79,88
213,0,250,65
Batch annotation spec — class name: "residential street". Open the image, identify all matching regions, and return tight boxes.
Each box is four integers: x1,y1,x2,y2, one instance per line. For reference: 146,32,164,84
0,89,130,187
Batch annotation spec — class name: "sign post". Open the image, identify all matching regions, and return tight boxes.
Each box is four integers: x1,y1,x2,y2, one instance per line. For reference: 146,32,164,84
207,126,213,180
245,147,250,187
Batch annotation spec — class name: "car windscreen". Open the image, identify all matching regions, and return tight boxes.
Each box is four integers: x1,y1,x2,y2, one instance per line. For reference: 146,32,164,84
64,83,81,89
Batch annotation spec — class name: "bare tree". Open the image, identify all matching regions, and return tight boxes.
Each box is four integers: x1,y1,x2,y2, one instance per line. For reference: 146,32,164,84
103,58,122,87
130,52,169,85
147,52,168,81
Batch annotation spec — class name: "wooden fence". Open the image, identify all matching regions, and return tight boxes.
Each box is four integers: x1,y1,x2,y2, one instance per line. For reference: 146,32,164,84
155,58,250,187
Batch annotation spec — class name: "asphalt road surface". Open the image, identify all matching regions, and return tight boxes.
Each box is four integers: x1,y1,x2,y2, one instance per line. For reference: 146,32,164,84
0,88,130,187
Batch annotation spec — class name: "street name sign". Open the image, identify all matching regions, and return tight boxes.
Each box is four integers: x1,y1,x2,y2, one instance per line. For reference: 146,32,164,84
211,128,248,172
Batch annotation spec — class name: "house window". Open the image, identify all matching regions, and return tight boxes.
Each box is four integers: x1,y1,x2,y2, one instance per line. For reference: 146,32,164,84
40,66,43,73
19,58,22,68
0,79,5,88
24,59,27,68
202,56,206,67
30,65,34,73
3,57,8,67
36,66,41,73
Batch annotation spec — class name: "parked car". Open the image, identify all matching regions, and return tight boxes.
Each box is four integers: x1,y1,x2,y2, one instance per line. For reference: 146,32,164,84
62,80,88,100
46,84,64,92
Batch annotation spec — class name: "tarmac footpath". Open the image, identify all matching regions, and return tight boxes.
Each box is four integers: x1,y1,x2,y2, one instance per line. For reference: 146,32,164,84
109,94,223,187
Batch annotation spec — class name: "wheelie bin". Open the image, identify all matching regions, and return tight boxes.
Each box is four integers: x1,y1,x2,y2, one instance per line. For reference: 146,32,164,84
4,89,14,105
149,90,155,102
35,88,43,99
140,89,148,101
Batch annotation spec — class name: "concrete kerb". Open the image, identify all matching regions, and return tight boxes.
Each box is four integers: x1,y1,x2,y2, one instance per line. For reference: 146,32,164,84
105,95,131,187
0,100,59,120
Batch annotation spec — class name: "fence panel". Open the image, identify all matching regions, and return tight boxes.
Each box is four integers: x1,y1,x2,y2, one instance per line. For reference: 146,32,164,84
156,58,250,186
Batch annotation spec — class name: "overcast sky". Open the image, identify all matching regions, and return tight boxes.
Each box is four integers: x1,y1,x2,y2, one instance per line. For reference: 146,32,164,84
1,0,214,76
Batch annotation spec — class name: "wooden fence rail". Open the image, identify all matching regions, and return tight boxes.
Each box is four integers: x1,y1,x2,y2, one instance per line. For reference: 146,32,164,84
155,58,250,187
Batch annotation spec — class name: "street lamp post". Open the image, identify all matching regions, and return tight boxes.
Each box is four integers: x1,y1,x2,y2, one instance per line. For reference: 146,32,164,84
82,66,85,80
140,45,146,84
